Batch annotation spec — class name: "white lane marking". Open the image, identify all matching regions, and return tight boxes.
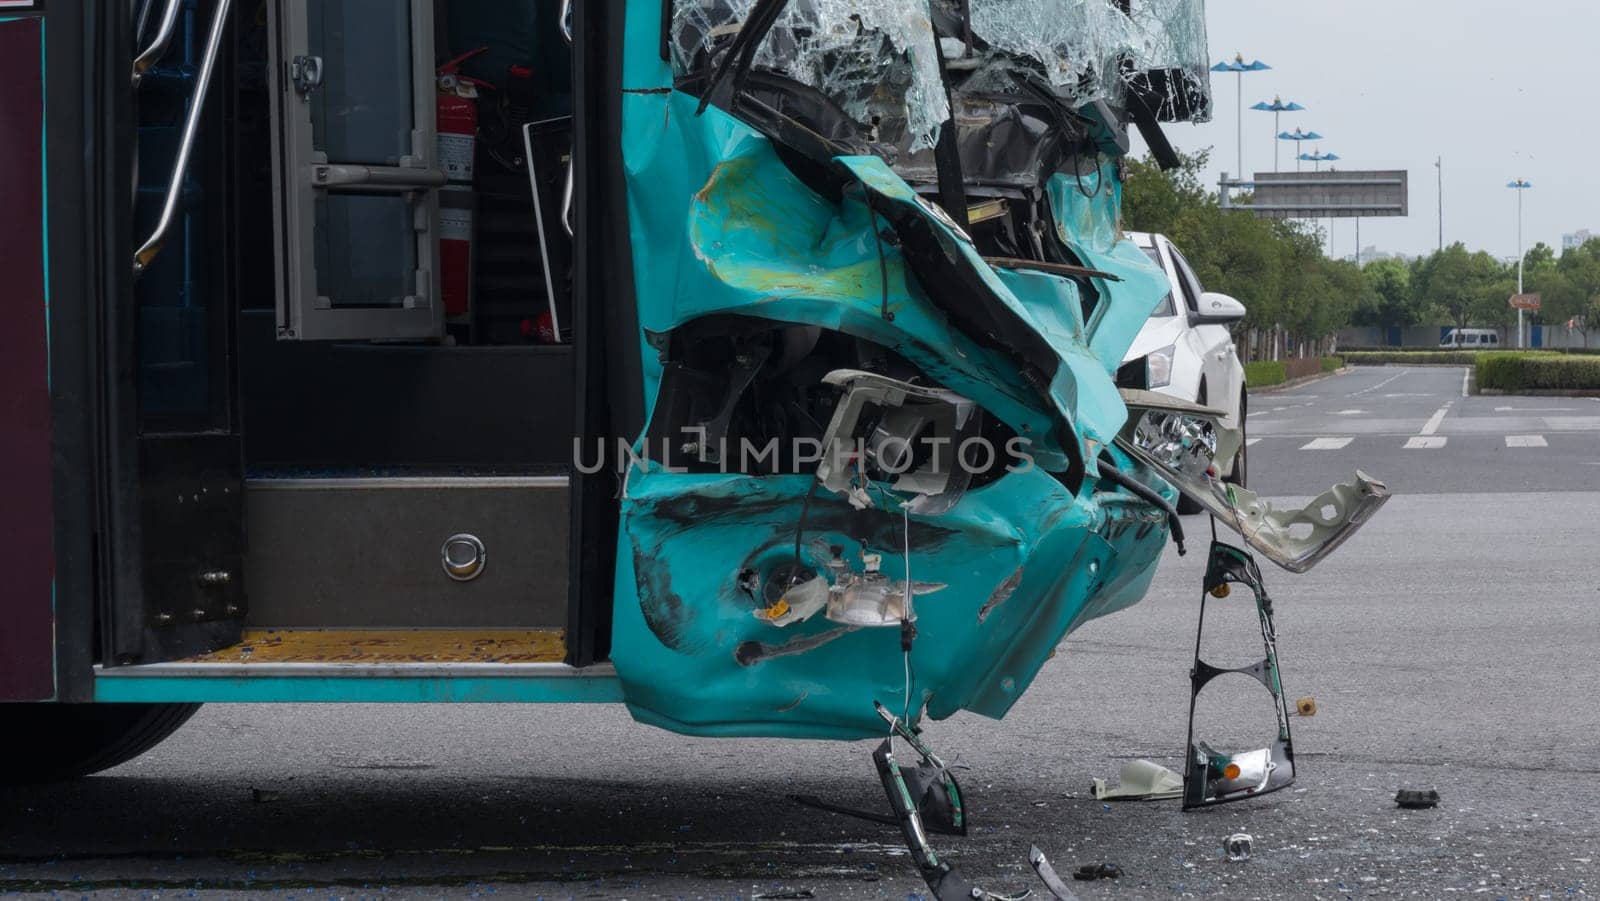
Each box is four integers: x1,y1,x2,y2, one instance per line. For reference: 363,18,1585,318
1404,436,1447,449
1384,393,1435,398
1420,404,1451,436
1246,438,1263,446
1349,371,1407,397
1247,411,1269,418
1301,437,1353,450
1332,409,1366,415
1506,435,1548,448
1494,406,1577,412
1461,368,1469,397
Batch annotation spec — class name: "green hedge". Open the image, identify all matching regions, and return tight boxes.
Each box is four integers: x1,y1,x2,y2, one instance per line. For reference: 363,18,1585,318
1343,345,1600,356
1476,353,1600,391
1244,357,1343,388
1244,360,1286,388
1343,351,1478,366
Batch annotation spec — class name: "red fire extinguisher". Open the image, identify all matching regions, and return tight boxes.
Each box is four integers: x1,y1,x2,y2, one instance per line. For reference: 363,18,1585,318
436,47,493,319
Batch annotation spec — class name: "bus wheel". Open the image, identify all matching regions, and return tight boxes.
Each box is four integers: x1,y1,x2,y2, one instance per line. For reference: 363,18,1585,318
0,702,201,783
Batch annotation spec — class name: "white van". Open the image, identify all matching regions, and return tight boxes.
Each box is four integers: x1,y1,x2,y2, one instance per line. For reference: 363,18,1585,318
1440,328,1500,348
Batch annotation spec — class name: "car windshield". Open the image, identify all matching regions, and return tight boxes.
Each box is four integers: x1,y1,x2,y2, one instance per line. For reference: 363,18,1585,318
1141,245,1176,317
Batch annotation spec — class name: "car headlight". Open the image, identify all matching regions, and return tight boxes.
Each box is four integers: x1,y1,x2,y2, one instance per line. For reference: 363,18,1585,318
1146,344,1177,388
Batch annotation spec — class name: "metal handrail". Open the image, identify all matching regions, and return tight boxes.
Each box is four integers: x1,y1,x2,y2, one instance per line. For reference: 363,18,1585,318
132,0,183,86
558,0,575,235
133,0,234,276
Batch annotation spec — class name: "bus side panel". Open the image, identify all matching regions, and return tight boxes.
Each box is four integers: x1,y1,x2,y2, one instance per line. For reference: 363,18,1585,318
0,13,55,702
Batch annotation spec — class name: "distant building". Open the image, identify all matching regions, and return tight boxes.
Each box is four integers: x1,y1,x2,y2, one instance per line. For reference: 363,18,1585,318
1349,246,1415,265
1563,229,1595,252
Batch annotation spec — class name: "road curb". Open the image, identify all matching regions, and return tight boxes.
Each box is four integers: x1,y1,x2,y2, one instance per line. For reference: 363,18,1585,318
1476,387,1600,397
1248,367,1351,395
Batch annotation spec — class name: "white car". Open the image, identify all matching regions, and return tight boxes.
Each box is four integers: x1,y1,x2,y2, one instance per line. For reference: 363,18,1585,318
1121,232,1250,492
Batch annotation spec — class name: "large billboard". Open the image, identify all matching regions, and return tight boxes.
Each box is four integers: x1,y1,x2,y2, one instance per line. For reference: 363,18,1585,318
1238,170,1409,220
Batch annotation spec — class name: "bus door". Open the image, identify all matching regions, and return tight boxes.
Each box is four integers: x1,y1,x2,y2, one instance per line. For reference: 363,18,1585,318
107,0,247,664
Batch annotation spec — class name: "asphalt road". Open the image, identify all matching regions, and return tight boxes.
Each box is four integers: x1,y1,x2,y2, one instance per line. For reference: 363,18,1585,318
1246,365,1600,496
4,367,1599,899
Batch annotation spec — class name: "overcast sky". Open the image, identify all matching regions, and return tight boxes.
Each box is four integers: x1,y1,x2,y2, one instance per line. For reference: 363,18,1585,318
1134,0,1596,261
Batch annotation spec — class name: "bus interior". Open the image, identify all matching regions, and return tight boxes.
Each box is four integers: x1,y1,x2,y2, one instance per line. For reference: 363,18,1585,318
122,0,593,669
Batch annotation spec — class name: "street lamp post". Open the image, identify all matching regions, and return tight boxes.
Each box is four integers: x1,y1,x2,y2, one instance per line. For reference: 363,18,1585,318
1212,53,1271,182
1251,96,1305,172
1280,128,1324,171
1508,178,1533,348
1298,150,1340,172
1435,157,1444,251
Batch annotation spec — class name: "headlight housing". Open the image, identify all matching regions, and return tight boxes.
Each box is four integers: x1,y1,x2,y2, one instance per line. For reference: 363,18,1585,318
1146,343,1177,389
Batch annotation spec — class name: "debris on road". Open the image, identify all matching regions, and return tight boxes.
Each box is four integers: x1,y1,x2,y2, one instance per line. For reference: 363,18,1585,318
1225,833,1254,861
1296,696,1318,716
1395,789,1441,809
1091,759,1183,801
1028,846,1080,900
249,787,281,803
1072,863,1123,881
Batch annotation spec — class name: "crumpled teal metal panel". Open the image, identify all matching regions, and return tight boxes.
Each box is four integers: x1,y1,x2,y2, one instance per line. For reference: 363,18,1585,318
611,2,1175,739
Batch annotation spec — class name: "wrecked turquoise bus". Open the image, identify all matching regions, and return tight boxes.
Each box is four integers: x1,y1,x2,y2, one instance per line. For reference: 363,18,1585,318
3,3,1392,889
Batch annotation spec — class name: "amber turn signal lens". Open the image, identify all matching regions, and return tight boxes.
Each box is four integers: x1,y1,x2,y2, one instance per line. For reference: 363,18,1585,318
1209,583,1231,599
1223,763,1242,780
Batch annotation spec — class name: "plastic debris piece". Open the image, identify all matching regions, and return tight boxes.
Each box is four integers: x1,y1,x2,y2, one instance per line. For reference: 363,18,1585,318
1028,846,1080,900
1296,697,1317,716
1071,863,1122,881
1224,833,1252,862
1091,759,1183,801
754,891,815,900
250,788,281,803
1395,789,1440,810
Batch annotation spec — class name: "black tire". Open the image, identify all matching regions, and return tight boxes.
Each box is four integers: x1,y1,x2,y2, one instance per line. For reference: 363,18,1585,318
0,702,201,784
1226,390,1248,487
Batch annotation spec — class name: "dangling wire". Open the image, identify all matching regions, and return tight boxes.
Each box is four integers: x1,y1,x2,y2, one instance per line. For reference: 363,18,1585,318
789,477,821,591
901,501,916,730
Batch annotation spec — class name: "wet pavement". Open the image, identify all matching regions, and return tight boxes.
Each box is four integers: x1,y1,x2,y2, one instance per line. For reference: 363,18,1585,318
3,368,1598,899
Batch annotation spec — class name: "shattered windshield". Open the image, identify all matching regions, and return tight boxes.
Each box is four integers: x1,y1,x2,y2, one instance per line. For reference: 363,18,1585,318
670,0,1211,152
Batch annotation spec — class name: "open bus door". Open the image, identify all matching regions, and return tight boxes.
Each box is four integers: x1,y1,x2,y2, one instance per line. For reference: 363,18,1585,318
106,0,248,665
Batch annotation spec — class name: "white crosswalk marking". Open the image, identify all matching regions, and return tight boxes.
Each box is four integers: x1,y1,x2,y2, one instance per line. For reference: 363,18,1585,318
1405,436,1447,449
1505,435,1548,448
1301,437,1353,450
1421,404,1451,436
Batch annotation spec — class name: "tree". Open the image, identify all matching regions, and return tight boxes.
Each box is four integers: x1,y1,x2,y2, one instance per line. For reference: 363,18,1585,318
1415,243,1507,334
1354,257,1416,326
1545,238,1600,346
1121,150,1375,358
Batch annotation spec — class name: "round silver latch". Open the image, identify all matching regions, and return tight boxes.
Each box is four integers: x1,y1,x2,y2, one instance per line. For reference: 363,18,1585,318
440,533,487,582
